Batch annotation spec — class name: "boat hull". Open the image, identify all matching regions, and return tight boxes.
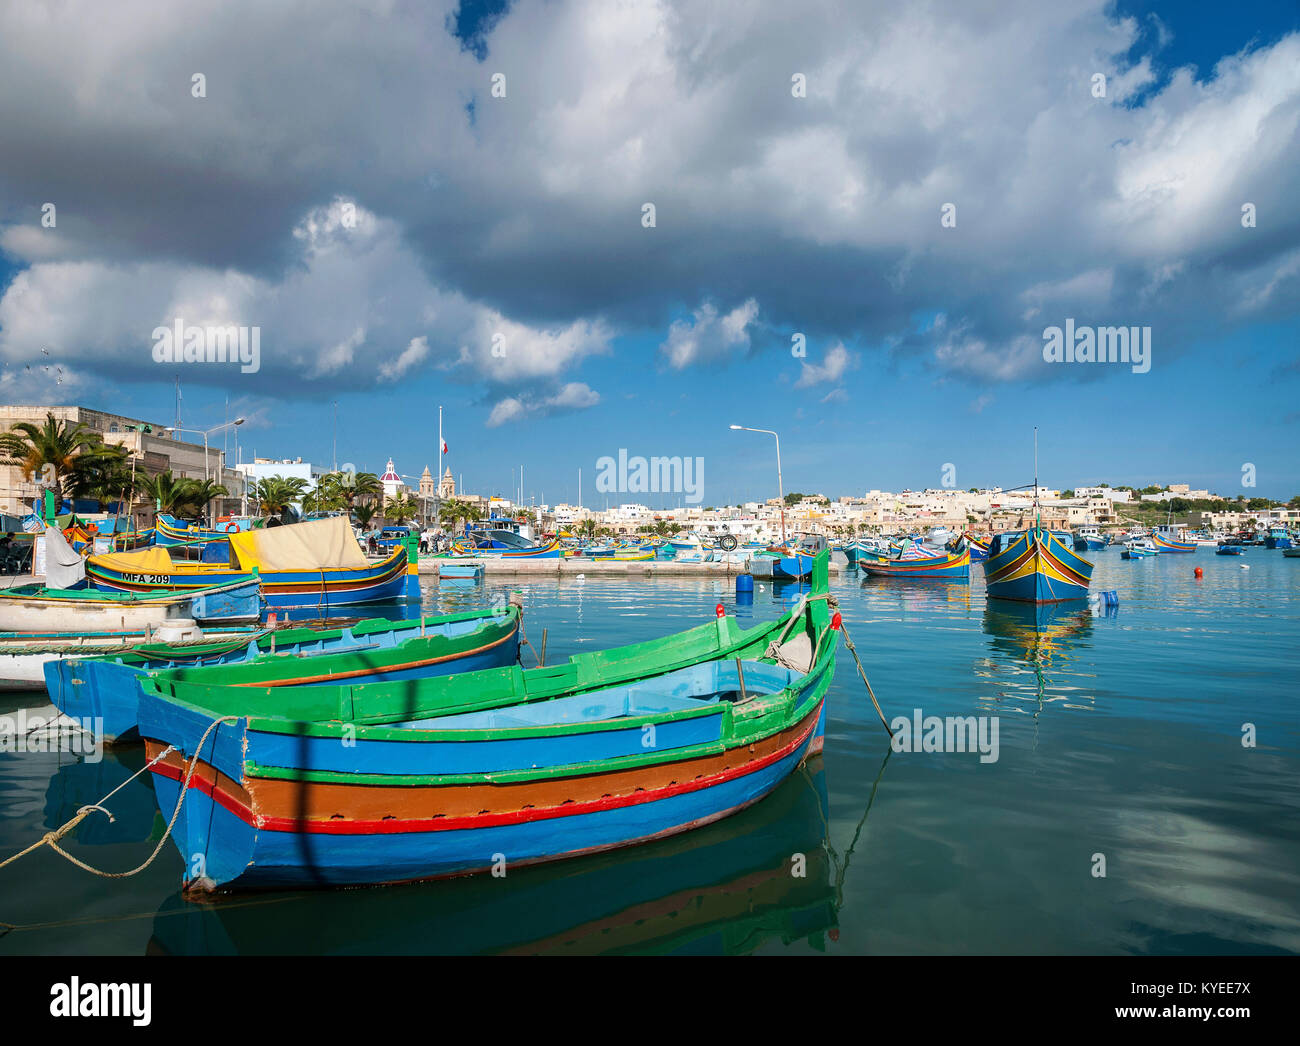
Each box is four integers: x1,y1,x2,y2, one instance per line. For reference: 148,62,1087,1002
47,609,520,744
861,548,970,579
1152,534,1197,553
145,695,827,890
87,547,416,609
984,529,1093,602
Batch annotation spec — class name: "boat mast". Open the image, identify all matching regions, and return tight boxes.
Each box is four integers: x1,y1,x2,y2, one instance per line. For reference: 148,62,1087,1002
1033,426,1040,534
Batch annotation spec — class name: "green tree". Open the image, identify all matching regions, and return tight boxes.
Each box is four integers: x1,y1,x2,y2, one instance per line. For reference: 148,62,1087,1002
384,494,420,525
249,476,310,518
65,443,140,511
353,503,377,528
0,412,118,504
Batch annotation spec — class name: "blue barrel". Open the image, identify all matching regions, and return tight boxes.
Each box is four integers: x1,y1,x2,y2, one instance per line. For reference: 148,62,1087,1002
736,573,754,594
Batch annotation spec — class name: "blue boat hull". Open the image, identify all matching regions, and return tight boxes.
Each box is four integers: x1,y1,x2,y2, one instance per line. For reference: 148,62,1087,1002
984,529,1093,603
148,701,827,888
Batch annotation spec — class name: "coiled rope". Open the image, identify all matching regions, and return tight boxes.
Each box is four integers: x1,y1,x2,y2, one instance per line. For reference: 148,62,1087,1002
0,714,239,879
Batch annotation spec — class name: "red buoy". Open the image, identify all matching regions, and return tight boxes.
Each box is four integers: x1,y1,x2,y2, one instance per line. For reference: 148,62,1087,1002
1194,567,1203,578
715,603,725,618
831,611,842,630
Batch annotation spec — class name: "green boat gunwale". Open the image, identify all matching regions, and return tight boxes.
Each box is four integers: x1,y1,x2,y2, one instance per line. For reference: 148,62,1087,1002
236,663,835,788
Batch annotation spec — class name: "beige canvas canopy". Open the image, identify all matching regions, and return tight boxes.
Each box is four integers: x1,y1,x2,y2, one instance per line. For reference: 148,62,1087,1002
227,516,369,572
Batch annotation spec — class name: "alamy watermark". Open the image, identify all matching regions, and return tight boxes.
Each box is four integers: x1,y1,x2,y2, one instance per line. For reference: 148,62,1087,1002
1042,319,1150,374
889,709,1000,763
0,710,102,762
595,449,704,504
151,318,261,374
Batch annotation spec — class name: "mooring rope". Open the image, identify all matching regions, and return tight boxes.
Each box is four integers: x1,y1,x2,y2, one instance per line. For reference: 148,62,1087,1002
0,714,239,879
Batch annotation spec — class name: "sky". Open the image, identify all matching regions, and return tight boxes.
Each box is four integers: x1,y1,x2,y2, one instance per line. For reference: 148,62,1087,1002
0,0,1297,508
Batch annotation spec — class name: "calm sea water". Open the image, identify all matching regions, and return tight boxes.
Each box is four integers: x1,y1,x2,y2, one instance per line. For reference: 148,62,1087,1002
2,550,1297,955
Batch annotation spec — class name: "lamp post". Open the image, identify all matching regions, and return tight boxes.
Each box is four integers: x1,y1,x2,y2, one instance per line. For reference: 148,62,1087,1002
730,424,785,544
170,417,245,525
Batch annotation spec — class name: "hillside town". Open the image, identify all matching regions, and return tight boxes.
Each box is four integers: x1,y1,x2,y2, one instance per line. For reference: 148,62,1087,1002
1,405,1296,540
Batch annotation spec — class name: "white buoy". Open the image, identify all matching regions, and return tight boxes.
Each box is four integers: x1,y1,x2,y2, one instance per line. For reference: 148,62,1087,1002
1241,564,1250,570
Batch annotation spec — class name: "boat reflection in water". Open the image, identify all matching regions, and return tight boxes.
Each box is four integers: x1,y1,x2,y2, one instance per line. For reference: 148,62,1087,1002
43,749,162,847
860,576,973,616
978,600,1097,718
148,758,845,956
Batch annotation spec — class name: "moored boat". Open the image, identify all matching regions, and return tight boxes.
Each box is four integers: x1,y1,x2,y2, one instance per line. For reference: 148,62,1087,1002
47,606,521,744
1215,544,1245,556
86,516,421,608
137,552,838,891
984,528,1093,602
0,577,262,633
861,545,970,580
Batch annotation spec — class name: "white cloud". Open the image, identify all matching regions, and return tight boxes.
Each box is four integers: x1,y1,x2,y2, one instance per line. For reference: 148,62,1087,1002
486,382,600,427
796,342,854,387
659,299,758,369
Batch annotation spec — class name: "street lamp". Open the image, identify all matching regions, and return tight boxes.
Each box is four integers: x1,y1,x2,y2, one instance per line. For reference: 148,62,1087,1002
170,417,245,524
730,424,785,544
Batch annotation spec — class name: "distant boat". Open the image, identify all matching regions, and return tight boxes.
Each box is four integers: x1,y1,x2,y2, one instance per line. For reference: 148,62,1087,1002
1264,527,1295,550
1152,526,1197,553
963,533,991,561
1283,548,1300,558
1121,545,1153,559
1072,526,1107,552
1215,544,1245,556
984,528,1093,602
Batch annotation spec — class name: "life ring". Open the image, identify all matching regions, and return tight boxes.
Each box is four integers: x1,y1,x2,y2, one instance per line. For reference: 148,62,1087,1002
225,523,239,533
718,534,738,551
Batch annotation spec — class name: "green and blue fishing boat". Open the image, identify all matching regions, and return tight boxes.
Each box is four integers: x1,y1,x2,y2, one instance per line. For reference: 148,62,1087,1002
138,552,838,891
48,606,521,744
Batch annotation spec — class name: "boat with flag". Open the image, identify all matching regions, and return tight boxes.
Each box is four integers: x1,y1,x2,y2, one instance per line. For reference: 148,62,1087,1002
47,606,521,744
136,552,838,891
86,516,420,609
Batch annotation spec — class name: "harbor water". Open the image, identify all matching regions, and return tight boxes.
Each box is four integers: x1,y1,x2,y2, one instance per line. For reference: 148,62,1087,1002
1,549,1297,954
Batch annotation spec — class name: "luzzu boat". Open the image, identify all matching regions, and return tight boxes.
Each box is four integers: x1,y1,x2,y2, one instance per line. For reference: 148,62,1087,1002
1152,530,1197,553
861,545,970,580
137,552,837,891
156,513,255,547
450,531,566,558
1121,542,1154,559
963,533,991,561
47,606,521,744
983,528,1093,602
86,516,420,609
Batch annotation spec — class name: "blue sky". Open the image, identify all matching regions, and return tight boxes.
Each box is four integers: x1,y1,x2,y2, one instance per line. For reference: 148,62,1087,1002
1,0,1297,505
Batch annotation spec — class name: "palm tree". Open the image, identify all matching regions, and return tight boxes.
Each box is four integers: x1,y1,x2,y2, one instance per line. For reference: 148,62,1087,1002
65,443,140,512
384,494,420,525
0,412,116,505
249,476,310,519
438,499,482,535
576,518,599,541
187,478,229,522
139,471,205,518
353,503,377,529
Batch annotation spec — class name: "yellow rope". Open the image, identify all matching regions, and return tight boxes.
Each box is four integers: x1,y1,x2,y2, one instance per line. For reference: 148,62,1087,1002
0,714,239,879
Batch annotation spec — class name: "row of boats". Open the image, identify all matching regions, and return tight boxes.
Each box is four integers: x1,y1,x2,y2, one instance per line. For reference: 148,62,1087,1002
11,539,841,893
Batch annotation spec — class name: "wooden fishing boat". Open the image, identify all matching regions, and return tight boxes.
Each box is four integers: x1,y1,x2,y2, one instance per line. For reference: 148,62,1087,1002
1120,545,1152,559
146,758,837,956
47,606,521,744
0,623,264,693
86,516,421,609
963,534,991,561
448,536,566,558
861,546,970,580
137,552,837,891
155,513,254,547
1283,548,1300,558
0,578,262,633
1215,544,1245,556
1072,527,1107,552
1152,532,1197,553
983,528,1093,602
